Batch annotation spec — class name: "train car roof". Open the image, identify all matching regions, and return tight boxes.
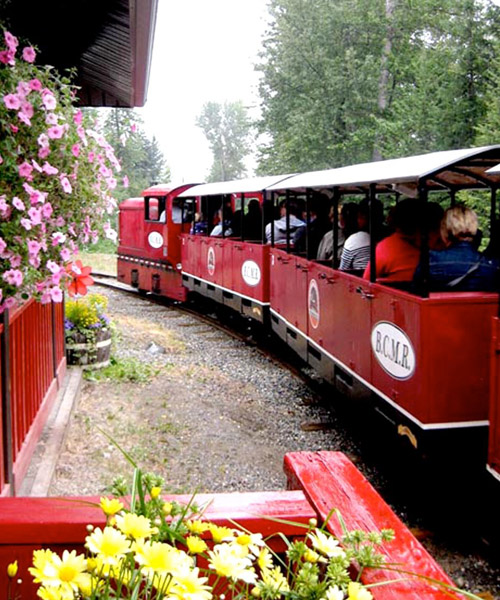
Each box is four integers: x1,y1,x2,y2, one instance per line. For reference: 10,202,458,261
177,175,294,197
142,182,202,197
265,146,500,195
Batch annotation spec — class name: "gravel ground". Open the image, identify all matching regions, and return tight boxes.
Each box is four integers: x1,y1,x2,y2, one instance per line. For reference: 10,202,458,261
50,285,500,598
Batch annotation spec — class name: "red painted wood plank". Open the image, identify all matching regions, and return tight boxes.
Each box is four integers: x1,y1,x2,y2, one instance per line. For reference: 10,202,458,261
284,451,461,600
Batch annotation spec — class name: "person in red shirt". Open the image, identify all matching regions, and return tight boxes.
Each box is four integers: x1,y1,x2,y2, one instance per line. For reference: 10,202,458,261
363,199,443,282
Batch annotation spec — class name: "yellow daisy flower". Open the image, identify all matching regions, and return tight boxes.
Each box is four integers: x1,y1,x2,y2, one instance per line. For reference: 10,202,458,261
261,565,290,593
208,543,257,584
323,585,344,600
186,519,210,535
170,567,213,600
150,486,162,499
37,587,73,600
85,526,131,565
115,513,156,540
307,529,345,558
208,524,235,543
30,549,88,596
257,547,274,571
99,496,124,516
135,540,193,579
348,582,373,600
186,535,208,554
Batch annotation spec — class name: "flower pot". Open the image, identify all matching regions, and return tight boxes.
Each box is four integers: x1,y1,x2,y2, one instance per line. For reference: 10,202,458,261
65,328,111,369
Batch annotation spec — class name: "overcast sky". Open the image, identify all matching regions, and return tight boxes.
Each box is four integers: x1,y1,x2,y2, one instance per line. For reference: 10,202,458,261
138,0,270,184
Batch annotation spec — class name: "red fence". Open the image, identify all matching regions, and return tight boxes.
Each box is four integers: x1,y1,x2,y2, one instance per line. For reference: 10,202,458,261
0,300,66,496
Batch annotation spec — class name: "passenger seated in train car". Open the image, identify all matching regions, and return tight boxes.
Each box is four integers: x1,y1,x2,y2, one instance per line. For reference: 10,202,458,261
191,212,208,235
317,201,358,261
293,192,331,257
210,204,233,237
265,198,306,244
339,198,384,272
413,204,500,292
362,198,442,282
243,199,263,241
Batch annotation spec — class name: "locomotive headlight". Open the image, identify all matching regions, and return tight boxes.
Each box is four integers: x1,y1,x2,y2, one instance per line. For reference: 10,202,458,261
176,263,182,271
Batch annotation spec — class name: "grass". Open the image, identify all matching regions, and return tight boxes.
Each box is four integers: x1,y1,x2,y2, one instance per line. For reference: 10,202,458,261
79,251,117,276
84,356,161,383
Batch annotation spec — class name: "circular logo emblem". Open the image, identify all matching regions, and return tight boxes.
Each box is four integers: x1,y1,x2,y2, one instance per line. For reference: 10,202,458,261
308,279,320,329
241,260,261,286
371,321,416,380
148,231,163,249
207,247,215,275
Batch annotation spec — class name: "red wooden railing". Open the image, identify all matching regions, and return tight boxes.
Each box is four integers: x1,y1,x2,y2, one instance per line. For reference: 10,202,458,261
0,452,463,600
0,300,66,497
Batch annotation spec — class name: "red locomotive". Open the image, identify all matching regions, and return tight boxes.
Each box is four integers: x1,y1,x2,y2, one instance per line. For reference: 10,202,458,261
117,146,500,484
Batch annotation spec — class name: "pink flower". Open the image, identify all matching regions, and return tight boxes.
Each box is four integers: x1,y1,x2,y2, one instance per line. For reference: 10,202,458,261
41,90,56,110
3,297,17,310
122,175,129,188
22,46,36,63
38,146,50,159
45,112,58,125
31,159,42,173
9,255,21,268
47,125,64,139
3,269,23,287
0,50,14,65
52,232,67,246
46,260,60,274
38,133,49,147
28,240,41,256
71,144,80,157
17,82,30,98
41,202,53,218
3,93,21,110
18,112,31,126
21,101,34,118
18,162,33,178
106,177,117,190
55,216,65,227
29,78,42,91
60,175,72,194
4,31,18,52
0,155,3,165
50,287,63,302
42,161,58,175
28,207,42,225
60,247,71,261
73,110,83,125
0,238,6,254
131,123,137,133
12,197,25,210
87,151,95,163
10,124,18,133
20,218,32,231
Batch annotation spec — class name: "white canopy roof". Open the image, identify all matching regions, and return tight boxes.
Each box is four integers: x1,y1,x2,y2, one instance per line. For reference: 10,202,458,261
177,175,293,197
265,146,500,193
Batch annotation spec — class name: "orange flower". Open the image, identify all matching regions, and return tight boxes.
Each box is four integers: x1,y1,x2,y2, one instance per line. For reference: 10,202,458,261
66,260,94,297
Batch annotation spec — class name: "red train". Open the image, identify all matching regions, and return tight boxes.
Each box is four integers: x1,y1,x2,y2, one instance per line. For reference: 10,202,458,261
117,146,500,483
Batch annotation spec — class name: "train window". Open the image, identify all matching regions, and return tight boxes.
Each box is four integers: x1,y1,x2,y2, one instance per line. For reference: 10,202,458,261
145,196,166,222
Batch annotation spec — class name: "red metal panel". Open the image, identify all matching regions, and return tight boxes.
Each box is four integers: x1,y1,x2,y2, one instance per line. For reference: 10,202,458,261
284,451,461,600
270,248,298,326
118,198,145,257
306,262,337,349
230,242,270,303
488,317,500,475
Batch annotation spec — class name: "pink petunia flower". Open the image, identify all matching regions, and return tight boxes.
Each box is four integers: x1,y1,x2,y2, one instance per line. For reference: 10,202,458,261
21,101,34,118
38,146,50,159
87,151,95,163
3,93,21,110
31,159,42,173
45,112,58,125
29,78,42,91
37,133,49,147
50,287,63,302
27,240,41,256
17,81,30,98
71,144,80,157
42,161,58,175
10,124,18,133
3,269,23,287
52,232,67,246
47,125,64,139
41,89,56,110
18,112,31,126
60,175,72,194
20,218,32,231
22,46,36,63
60,247,71,261
9,255,21,268
73,110,83,125
0,50,13,65
12,197,25,211
0,238,6,254
41,202,53,218
28,207,42,225
4,31,18,52
18,161,33,178
46,260,60,274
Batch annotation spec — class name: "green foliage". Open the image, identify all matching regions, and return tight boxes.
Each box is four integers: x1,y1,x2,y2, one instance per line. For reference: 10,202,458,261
65,293,109,334
84,355,160,383
196,101,253,181
256,0,500,173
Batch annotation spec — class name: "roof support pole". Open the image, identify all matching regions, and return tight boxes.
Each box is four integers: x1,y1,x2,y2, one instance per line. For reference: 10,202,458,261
240,193,245,242
333,188,340,270
305,188,312,260
418,183,429,298
369,184,377,283
285,189,291,253
490,186,497,233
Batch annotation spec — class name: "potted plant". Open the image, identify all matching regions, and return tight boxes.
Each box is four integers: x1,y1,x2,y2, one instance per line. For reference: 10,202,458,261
64,292,112,369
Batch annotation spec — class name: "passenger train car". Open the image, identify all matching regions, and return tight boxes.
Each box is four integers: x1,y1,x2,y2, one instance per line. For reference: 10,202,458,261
117,145,500,485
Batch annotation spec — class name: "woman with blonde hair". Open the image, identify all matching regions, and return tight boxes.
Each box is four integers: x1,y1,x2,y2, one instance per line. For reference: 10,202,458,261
413,204,499,292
